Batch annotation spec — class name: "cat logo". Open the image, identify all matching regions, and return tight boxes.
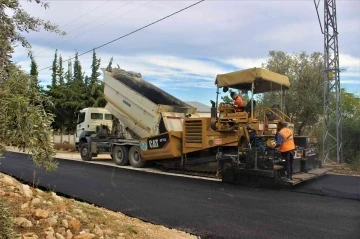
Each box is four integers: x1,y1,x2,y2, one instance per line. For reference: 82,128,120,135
149,139,159,149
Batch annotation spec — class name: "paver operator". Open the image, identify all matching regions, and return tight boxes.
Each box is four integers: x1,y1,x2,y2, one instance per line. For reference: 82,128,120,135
230,91,245,112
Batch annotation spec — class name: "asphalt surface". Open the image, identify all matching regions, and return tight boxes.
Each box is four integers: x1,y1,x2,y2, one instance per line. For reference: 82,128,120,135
1,152,360,239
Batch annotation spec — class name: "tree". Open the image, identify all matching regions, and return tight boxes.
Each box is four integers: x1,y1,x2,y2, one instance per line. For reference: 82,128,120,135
106,57,113,72
221,95,232,104
73,52,83,82
51,49,58,87
1,65,57,170
65,59,72,83
338,90,360,164
0,1,65,232
29,56,40,90
84,75,89,86
0,0,65,171
29,56,44,101
0,0,65,74
58,55,64,85
30,56,38,78
90,49,101,86
260,50,324,136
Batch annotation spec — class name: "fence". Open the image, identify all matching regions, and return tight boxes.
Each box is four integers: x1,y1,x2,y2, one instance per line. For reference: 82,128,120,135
53,134,76,145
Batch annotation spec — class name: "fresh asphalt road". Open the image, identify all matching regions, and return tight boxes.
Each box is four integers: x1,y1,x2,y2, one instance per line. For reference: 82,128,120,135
1,152,360,239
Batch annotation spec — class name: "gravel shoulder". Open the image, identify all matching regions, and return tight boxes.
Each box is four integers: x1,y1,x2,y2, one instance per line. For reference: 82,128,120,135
0,172,198,239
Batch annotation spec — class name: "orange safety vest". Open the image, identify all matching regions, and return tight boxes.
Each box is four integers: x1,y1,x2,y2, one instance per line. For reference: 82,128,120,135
278,127,295,152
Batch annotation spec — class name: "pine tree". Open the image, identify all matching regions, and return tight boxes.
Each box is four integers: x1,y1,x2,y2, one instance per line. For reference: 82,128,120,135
90,49,101,87
65,59,72,83
51,49,58,87
84,75,89,86
106,57,113,72
30,56,38,78
29,56,42,95
73,52,83,82
58,55,64,85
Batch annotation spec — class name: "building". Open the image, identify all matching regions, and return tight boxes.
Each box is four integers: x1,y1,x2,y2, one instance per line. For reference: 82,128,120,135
185,101,211,117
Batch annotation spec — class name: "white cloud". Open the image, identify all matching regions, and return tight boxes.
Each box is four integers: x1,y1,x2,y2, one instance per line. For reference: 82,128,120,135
225,57,268,69
8,0,360,98
340,54,360,69
13,44,262,88
341,80,360,85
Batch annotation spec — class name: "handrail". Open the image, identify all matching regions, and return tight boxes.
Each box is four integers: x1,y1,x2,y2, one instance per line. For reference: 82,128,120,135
256,107,291,123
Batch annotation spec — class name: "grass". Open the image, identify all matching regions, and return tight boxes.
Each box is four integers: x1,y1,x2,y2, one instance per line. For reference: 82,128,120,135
349,155,360,172
0,198,15,239
125,226,138,235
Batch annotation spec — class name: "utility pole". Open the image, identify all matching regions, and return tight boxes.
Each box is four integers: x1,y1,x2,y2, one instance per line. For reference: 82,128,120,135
314,0,343,164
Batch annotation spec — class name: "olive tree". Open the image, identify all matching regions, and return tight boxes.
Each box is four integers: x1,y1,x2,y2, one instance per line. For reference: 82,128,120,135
0,0,65,170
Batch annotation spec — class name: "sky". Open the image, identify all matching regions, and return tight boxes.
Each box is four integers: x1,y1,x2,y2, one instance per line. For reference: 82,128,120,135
11,0,360,106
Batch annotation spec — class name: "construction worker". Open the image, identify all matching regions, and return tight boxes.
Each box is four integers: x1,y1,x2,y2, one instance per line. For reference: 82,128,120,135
230,91,245,112
274,121,295,181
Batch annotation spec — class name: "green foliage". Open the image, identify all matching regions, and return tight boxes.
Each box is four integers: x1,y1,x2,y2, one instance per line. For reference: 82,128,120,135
30,56,38,77
91,49,101,86
0,198,15,239
73,52,83,82
65,59,72,83
221,95,232,104
45,49,108,133
0,0,64,170
0,65,57,170
340,90,360,163
260,50,324,135
51,49,58,87
349,153,360,171
0,0,65,72
58,55,64,85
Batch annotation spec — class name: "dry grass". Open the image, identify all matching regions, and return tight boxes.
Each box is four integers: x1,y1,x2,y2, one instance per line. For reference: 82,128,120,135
0,199,16,239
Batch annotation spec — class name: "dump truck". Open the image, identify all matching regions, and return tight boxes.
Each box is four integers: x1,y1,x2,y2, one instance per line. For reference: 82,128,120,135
77,67,330,186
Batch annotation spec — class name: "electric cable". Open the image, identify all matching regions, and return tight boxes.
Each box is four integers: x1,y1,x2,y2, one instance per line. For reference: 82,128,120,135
39,0,205,71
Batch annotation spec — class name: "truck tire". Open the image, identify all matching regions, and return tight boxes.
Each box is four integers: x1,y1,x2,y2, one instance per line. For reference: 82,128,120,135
80,143,92,161
112,146,129,166
129,146,146,168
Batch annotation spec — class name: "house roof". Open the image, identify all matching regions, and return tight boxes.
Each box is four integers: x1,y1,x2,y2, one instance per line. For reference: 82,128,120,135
184,101,211,113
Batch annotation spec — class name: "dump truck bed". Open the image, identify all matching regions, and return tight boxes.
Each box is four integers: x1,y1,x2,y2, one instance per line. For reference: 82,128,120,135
103,69,196,139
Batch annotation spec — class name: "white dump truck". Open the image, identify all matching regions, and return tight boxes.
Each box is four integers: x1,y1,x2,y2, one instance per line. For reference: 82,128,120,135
77,68,197,167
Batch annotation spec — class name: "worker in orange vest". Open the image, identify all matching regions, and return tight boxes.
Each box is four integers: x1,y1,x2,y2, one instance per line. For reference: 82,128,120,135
274,121,296,181
230,91,245,112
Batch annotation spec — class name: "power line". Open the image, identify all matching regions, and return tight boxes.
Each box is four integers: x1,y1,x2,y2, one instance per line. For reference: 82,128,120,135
39,0,205,71
35,0,135,56
35,0,153,57
35,0,112,45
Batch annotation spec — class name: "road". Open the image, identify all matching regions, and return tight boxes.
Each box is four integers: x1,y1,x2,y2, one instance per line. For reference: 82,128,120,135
1,152,359,239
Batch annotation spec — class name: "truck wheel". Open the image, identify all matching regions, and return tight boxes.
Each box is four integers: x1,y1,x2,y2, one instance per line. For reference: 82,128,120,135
112,146,129,166
129,146,146,168
80,143,92,161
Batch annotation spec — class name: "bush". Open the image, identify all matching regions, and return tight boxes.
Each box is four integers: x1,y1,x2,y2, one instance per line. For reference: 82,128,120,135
349,153,360,172
0,199,15,239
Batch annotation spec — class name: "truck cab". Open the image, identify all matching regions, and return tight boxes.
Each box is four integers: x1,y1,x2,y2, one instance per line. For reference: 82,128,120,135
75,107,113,151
